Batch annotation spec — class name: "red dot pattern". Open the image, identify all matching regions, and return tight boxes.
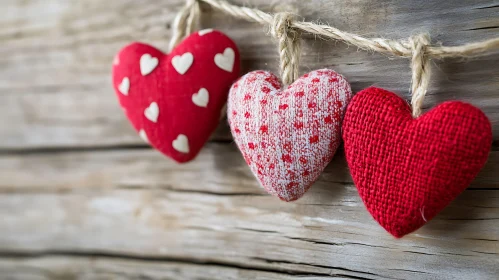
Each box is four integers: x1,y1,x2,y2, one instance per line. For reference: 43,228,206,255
228,69,352,201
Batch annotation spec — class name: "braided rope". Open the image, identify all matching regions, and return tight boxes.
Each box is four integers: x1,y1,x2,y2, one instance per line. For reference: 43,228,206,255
270,13,301,85
410,34,432,117
200,0,499,59
169,0,499,116
168,0,201,52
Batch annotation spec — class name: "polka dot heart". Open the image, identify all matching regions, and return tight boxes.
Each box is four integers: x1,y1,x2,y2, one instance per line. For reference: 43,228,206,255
112,30,240,163
228,69,352,201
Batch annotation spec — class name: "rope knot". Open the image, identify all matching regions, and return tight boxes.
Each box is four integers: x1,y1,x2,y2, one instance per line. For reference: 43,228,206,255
270,12,294,41
270,12,301,85
409,33,432,117
410,33,430,59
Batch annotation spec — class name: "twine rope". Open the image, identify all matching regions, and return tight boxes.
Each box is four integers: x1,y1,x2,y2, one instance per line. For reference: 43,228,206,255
270,12,301,85
168,0,201,52
170,0,499,115
199,0,499,58
410,34,432,117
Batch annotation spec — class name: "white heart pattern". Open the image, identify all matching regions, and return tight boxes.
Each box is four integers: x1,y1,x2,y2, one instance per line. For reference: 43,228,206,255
192,88,209,107
198,28,214,36
171,52,194,75
140,54,159,76
118,77,130,95
144,102,159,123
173,134,190,153
139,129,149,143
214,48,235,72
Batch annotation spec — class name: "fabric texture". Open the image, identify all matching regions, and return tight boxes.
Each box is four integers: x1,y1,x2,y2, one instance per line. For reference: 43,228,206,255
342,87,492,237
228,69,352,201
112,30,240,163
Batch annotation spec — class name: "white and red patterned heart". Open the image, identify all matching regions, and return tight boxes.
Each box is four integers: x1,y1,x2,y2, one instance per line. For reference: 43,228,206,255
228,69,352,201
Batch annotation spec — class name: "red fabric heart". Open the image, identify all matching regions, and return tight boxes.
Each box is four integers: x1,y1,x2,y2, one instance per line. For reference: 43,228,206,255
112,30,240,163
343,87,492,237
228,69,352,201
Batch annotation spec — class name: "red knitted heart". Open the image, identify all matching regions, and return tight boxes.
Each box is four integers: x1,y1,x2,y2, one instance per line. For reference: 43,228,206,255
228,69,352,201
112,30,240,163
343,87,492,237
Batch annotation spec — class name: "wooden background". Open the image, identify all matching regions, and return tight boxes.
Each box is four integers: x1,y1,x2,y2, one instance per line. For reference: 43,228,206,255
1,0,498,279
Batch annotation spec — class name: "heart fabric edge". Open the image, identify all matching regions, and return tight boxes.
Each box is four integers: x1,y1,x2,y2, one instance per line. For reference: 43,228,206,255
228,69,352,202
342,87,492,238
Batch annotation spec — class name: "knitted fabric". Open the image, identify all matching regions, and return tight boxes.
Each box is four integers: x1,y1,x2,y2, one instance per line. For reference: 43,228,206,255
342,87,492,237
112,30,240,163
228,69,352,201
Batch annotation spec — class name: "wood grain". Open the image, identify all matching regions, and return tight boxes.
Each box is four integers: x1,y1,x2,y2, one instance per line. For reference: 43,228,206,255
1,144,498,193
0,145,498,279
0,256,308,280
0,0,498,149
0,179,497,279
1,0,498,279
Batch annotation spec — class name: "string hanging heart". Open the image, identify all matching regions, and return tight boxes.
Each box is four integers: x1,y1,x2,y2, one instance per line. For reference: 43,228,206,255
112,0,240,163
342,34,492,238
228,12,352,201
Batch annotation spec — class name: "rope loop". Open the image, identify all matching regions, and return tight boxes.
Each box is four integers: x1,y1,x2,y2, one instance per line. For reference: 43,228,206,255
409,33,431,117
168,0,201,52
270,12,302,86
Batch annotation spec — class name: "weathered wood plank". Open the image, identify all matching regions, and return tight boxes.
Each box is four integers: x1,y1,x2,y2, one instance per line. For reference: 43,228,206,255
0,145,498,279
0,256,314,280
0,187,497,279
1,0,498,149
0,144,498,192
1,0,498,279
